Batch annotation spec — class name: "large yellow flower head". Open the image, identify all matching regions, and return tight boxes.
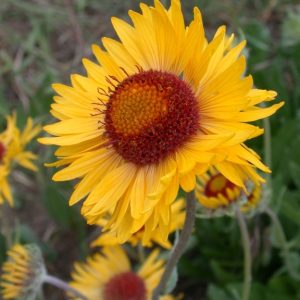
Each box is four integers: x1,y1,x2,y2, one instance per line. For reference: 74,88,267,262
0,113,41,206
196,168,263,216
39,0,283,243
0,244,46,300
69,246,168,300
92,198,185,249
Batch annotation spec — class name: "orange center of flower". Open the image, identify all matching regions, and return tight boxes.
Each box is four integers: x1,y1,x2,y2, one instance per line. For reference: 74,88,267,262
103,272,146,300
0,142,6,163
204,173,236,198
104,70,199,165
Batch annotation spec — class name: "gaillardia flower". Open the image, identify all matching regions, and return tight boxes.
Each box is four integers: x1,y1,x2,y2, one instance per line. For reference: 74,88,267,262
39,0,283,242
0,244,46,300
69,246,167,300
0,114,41,205
196,168,262,216
92,198,185,248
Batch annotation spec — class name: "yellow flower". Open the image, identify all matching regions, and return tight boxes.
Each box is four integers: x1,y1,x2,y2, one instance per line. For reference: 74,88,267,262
69,246,168,300
92,198,185,249
160,295,183,300
0,113,41,206
39,0,283,243
0,244,46,300
0,166,11,205
196,168,262,215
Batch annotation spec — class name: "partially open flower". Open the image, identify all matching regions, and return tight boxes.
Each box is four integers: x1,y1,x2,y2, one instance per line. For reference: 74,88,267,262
0,113,41,205
91,198,185,248
196,168,262,217
69,246,169,300
0,244,46,300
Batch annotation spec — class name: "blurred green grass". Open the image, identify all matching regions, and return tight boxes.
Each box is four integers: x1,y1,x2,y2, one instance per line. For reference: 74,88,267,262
1,0,300,299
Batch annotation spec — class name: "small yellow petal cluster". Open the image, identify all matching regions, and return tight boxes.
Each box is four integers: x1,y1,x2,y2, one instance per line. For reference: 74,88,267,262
0,244,46,300
92,198,185,249
196,168,262,215
0,113,41,205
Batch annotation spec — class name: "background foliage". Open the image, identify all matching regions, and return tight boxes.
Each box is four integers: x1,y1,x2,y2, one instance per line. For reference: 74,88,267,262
0,0,300,299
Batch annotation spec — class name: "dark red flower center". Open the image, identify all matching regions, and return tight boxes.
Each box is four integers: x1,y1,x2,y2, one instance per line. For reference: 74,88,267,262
0,142,6,163
104,70,199,165
103,272,146,300
204,173,236,198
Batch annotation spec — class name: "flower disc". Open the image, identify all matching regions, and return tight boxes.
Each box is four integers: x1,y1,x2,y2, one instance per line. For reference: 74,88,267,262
0,143,5,163
69,247,164,300
105,70,199,165
197,169,263,213
204,173,235,198
103,272,146,300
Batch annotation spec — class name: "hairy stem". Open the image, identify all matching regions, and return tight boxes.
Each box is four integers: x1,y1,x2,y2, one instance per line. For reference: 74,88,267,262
138,242,146,263
263,117,272,184
152,191,197,300
44,274,88,300
236,207,252,300
265,206,300,280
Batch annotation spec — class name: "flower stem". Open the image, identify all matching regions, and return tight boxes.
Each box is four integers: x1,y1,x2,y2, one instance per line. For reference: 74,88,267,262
236,207,252,300
263,117,272,185
44,274,88,300
265,206,300,280
138,242,146,263
152,191,196,300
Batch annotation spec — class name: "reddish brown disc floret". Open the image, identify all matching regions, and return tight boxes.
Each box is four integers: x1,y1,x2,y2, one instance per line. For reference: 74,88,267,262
104,70,199,165
204,173,236,198
103,271,146,300
0,142,6,163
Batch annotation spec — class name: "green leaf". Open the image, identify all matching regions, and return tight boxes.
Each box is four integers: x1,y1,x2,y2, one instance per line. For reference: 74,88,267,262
268,274,300,296
0,233,7,264
15,224,39,244
42,183,74,229
207,284,233,300
165,266,178,294
289,161,300,190
280,191,300,228
0,90,10,117
210,260,240,284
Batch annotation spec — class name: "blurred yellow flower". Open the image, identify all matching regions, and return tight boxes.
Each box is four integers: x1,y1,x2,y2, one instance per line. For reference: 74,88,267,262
92,198,185,248
196,168,262,214
69,246,169,300
160,295,183,300
39,0,283,243
0,244,46,300
0,113,41,206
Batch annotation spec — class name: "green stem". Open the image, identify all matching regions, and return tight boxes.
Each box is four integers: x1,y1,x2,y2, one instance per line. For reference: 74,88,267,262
152,191,196,300
236,207,252,300
44,274,88,300
161,0,168,7
0,206,13,246
263,117,272,184
265,206,300,280
138,242,145,263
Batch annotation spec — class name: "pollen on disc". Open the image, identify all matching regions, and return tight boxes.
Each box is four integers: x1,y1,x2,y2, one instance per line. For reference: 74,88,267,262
103,272,146,300
204,174,236,198
104,70,199,165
